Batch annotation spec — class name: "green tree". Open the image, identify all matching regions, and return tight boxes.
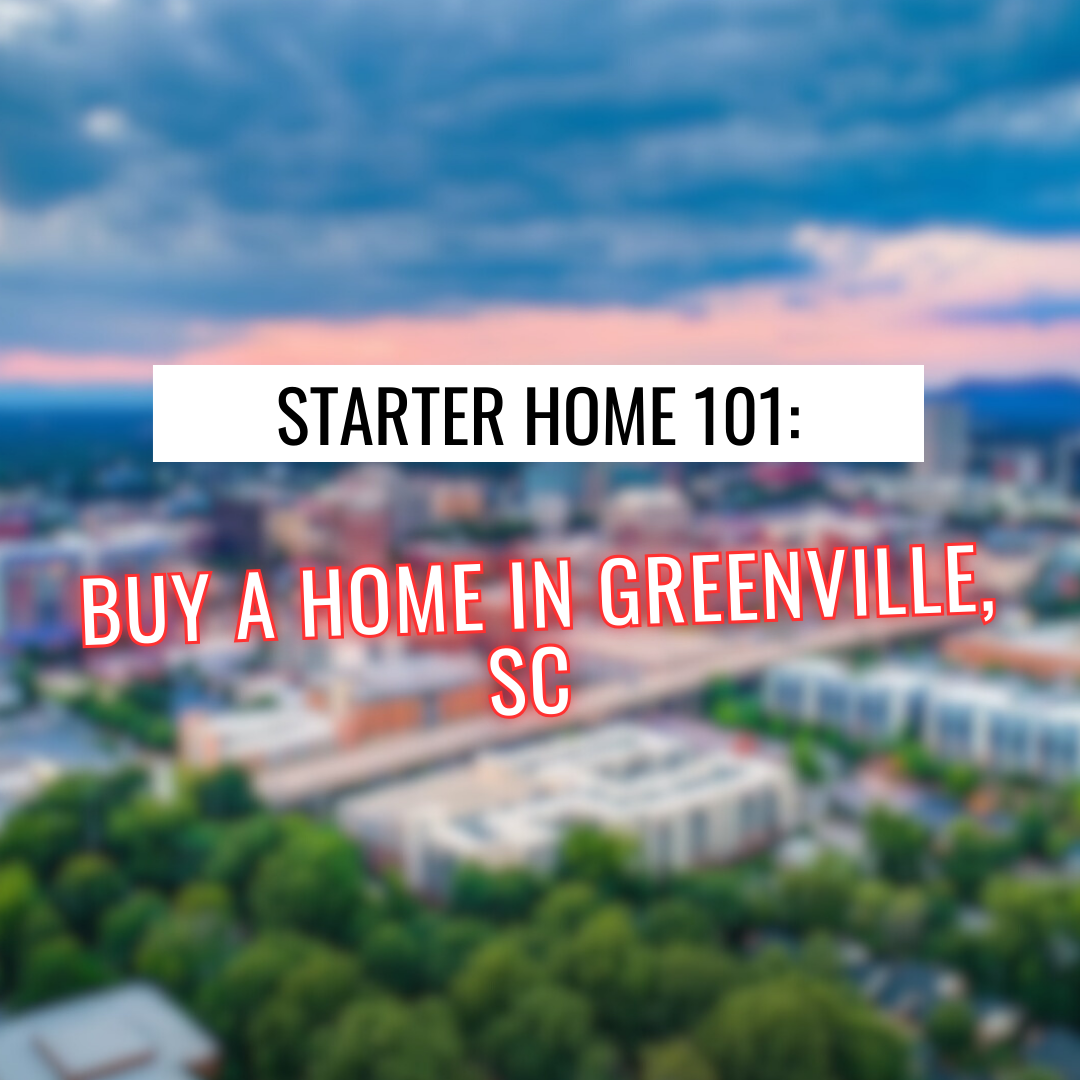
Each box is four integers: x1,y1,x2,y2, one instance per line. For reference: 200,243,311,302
198,932,323,1076
866,809,930,884
479,983,598,1080
799,933,843,982
53,852,126,937
849,879,891,945
0,807,83,876
362,921,428,995
849,880,929,955
15,936,112,1007
559,826,638,888
451,936,540,1030
13,900,67,977
674,870,752,938
190,766,260,820
650,944,736,1035
31,770,146,842
107,798,209,889
576,1040,620,1080
695,976,907,1080
135,910,235,1003
708,682,764,731
75,681,173,748
175,881,233,918
927,999,976,1063
0,863,68,992
532,882,603,937
310,997,472,1080
450,864,543,922
203,814,282,900
0,770,147,877
942,764,980,801
1013,804,1053,859
894,742,943,784
250,825,362,944
555,905,658,1046
777,854,857,932
980,876,1080,1022
643,1039,717,1080
642,899,712,945
941,821,1013,903
1006,1068,1064,1080
0,862,40,988
98,890,168,970
792,735,826,784
249,951,363,1080
420,915,490,991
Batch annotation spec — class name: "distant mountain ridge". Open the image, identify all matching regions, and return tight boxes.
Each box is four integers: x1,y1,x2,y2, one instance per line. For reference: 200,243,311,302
931,376,1080,442
0,375,1077,467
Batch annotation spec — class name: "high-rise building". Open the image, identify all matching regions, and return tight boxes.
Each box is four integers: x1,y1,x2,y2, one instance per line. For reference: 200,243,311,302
921,399,970,477
1056,431,1080,496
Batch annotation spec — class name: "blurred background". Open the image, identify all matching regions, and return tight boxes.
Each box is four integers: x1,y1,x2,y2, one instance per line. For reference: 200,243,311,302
3,3,1080,1080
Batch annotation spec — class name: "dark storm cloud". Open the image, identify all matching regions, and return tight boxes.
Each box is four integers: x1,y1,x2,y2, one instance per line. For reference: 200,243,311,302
1,0,1080,348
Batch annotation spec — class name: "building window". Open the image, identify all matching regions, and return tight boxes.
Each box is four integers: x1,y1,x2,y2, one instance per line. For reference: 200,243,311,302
422,694,438,727
690,809,709,859
654,823,673,870
937,706,973,757
819,682,850,726
774,678,803,717
989,716,1029,770
1040,728,1079,776
759,791,778,834
857,691,890,736
738,790,777,844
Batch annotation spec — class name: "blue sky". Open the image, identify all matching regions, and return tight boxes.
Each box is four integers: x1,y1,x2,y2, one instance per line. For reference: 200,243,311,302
1,0,1080,377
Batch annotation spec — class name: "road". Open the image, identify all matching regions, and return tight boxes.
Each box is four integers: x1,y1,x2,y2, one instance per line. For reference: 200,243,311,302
255,611,960,807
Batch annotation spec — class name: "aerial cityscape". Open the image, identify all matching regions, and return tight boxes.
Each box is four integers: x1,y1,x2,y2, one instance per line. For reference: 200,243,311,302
0,385,1078,1078
6,1,1080,1078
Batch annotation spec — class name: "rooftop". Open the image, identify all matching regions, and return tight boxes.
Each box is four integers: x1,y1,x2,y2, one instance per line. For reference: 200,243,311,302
1026,1028,1080,1080
0,982,218,1080
348,651,487,702
340,722,794,864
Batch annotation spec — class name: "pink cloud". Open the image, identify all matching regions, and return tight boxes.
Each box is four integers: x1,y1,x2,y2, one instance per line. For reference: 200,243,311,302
0,351,155,384
6,226,1080,386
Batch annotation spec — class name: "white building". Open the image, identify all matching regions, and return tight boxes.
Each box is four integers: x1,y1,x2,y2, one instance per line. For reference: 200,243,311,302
764,658,925,740
0,982,219,1080
764,657,850,726
920,678,1012,765
921,399,970,477
179,702,337,770
765,656,1080,780
852,666,930,741
338,723,800,894
0,522,194,652
923,684,1080,779
0,755,62,823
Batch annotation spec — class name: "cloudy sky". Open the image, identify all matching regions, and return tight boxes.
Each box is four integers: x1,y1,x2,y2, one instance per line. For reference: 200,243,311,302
3,0,1080,385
